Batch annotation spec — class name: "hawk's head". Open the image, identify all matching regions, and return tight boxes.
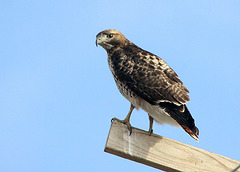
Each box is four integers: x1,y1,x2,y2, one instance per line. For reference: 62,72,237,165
96,29,129,50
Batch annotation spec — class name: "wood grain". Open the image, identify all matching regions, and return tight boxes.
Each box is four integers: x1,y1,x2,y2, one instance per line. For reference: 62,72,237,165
104,121,240,172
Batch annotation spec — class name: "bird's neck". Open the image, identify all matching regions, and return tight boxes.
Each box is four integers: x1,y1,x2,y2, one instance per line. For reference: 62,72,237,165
106,41,133,55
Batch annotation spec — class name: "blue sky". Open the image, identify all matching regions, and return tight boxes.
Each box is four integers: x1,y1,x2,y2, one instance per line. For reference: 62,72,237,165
1,1,240,171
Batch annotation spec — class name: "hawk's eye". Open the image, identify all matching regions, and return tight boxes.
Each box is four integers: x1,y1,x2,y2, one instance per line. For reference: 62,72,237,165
107,34,113,38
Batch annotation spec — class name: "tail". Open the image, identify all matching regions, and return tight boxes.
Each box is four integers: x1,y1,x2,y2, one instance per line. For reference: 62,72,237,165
160,102,199,141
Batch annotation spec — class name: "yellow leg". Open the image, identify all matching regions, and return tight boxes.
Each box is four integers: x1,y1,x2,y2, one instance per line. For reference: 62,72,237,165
148,115,153,136
111,104,135,135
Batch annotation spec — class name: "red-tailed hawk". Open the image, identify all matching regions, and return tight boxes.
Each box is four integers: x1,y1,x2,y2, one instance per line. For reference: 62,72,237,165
96,29,199,141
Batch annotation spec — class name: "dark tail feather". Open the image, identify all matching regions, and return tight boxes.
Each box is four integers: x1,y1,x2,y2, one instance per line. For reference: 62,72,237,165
180,123,199,141
159,102,199,141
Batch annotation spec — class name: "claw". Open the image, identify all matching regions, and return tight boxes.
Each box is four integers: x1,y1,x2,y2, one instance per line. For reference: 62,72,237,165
110,117,132,135
111,117,120,123
126,125,132,136
111,118,114,123
148,129,153,136
111,104,135,136
129,126,132,136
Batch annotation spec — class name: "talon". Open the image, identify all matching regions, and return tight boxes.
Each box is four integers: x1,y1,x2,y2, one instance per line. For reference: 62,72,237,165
111,118,114,123
128,126,132,136
148,129,153,136
111,117,119,123
111,104,135,136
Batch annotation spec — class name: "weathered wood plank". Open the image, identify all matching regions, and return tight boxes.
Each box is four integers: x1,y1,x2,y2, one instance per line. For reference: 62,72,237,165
104,121,240,172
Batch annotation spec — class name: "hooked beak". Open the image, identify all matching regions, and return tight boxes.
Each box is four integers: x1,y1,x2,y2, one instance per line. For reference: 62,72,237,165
96,33,102,47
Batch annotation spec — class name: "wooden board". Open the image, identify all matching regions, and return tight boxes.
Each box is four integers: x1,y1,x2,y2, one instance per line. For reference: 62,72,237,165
104,121,240,172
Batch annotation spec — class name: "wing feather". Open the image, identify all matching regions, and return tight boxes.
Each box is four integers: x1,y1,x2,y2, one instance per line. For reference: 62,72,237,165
111,45,189,106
